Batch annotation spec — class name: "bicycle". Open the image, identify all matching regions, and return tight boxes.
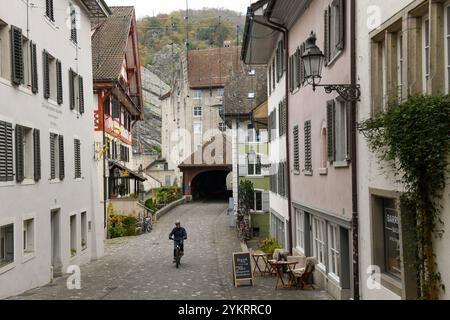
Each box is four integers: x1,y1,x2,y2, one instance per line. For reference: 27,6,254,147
170,237,184,268
136,215,152,235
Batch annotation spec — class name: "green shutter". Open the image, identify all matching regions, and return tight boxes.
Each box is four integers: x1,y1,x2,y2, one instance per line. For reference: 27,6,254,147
30,42,38,94
78,76,84,114
15,125,24,183
56,60,63,105
33,129,41,182
43,51,50,99
10,25,24,86
327,100,336,162
58,135,65,180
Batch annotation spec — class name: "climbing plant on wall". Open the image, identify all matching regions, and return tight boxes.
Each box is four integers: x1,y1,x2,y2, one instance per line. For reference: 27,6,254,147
359,95,450,299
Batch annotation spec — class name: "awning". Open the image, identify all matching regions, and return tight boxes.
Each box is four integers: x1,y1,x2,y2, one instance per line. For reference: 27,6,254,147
109,161,146,182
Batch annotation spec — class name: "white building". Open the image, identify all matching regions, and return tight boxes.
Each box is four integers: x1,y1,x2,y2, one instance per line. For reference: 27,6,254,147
0,0,108,298
357,0,450,299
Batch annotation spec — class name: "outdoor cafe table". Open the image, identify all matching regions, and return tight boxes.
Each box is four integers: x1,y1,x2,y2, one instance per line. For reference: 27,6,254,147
251,251,271,276
268,261,298,289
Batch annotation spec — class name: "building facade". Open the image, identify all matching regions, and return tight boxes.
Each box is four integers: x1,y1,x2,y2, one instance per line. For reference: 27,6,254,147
92,6,146,218
356,0,450,300
0,0,108,299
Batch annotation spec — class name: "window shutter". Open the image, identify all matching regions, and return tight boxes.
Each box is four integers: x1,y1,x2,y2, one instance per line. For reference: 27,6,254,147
33,129,41,182
10,25,24,86
346,102,351,160
1,122,14,181
299,44,305,86
289,56,293,92
74,139,81,178
112,98,120,118
304,120,312,172
293,125,300,172
43,51,50,99
58,135,65,180
239,163,248,177
324,8,330,63
46,0,54,21
69,69,75,109
79,76,84,114
50,134,56,179
268,66,272,95
70,5,77,43
262,191,270,212
327,100,336,162
56,60,63,105
30,42,38,93
337,0,346,51
15,125,24,183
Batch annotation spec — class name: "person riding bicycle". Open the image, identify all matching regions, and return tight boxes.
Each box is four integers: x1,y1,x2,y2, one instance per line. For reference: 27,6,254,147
169,220,187,263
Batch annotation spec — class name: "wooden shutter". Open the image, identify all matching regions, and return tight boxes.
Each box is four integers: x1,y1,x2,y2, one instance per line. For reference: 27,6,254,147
69,69,75,109
46,0,54,21
293,125,300,172
78,76,84,114
50,134,56,179
346,102,351,160
10,25,24,86
43,51,50,99
58,135,65,180
30,42,38,93
15,125,24,183
70,5,77,43
304,120,312,172
268,66,272,95
262,191,270,212
56,60,63,105
289,56,293,92
74,139,81,178
112,98,120,118
0,121,14,181
33,129,41,182
299,44,306,86
337,0,346,51
327,100,336,162
324,8,330,63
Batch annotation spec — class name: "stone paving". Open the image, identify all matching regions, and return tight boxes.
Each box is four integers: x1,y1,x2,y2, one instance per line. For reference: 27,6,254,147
9,200,332,300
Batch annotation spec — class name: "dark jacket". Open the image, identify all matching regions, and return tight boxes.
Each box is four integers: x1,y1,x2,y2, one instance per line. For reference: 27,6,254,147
169,227,187,240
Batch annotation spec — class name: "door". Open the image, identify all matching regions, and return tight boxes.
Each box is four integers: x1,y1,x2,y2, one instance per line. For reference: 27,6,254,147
50,210,62,277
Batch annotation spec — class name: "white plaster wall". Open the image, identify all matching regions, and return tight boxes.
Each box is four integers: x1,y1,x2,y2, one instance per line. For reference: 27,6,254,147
0,0,103,299
356,0,421,300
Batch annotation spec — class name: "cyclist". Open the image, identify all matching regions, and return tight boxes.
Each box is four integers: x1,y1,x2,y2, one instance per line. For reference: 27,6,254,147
169,220,187,263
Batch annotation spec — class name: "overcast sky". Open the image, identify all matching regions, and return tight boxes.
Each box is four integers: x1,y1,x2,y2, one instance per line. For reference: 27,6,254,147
105,0,250,17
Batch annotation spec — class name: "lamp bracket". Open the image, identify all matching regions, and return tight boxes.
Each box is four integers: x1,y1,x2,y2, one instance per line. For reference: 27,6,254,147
313,83,361,102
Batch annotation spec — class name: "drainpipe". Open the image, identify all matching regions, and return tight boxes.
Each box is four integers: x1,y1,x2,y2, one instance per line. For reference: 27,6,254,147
350,0,360,300
251,17,293,254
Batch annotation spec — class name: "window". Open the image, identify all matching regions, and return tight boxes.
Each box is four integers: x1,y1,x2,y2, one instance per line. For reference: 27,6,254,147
165,175,171,186
446,6,450,92
328,224,340,279
0,120,14,182
193,106,202,117
248,69,256,76
268,66,272,95
293,125,300,172
216,88,224,97
335,100,348,163
192,89,202,99
81,212,87,250
248,92,255,99
324,0,345,63
248,153,261,176
74,139,81,179
295,209,305,253
276,40,285,81
271,213,285,248
69,69,85,114
253,191,263,212
23,218,35,255
304,120,312,174
219,122,227,132
277,162,288,197
423,17,430,93
70,3,78,43
312,217,326,267
10,25,36,90
397,33,404,102
70,215,77,257
43,51,61,103
14,125,35,182
247,124,260,143
278,100,287,136
268,110,277,142
272,58,276,90
0,224,14,268
50,133,64,181
45,0,55,22
0,20,11,80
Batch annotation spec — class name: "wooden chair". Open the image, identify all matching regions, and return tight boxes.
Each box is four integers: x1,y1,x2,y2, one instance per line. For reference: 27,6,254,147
267,249,285,276
287,256,306,269
293,257,318,289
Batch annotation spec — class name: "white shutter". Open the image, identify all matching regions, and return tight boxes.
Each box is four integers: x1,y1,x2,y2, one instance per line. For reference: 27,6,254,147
262,191,270,212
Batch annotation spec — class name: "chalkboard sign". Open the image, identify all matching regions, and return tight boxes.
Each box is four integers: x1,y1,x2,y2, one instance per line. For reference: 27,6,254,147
232,252,254,287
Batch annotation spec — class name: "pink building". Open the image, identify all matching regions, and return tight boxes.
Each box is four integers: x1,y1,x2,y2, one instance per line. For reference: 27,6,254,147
242,0,357,300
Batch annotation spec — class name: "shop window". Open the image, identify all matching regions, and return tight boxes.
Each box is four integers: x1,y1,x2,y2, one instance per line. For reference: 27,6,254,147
0,224,14,268
23,218,35,255
70,215,77,257
81,212,87,251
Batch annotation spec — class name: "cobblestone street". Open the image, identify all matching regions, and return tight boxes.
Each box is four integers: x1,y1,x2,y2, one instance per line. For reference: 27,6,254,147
9,200,332,300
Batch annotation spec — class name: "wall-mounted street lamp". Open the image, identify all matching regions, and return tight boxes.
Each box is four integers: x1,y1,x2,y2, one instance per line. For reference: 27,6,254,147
302,32,361,102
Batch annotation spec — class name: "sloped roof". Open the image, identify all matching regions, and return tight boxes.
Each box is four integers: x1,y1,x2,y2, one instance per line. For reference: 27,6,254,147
92,6,134,81
179,134,232,168
222,65,267,116
188,47,242,88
